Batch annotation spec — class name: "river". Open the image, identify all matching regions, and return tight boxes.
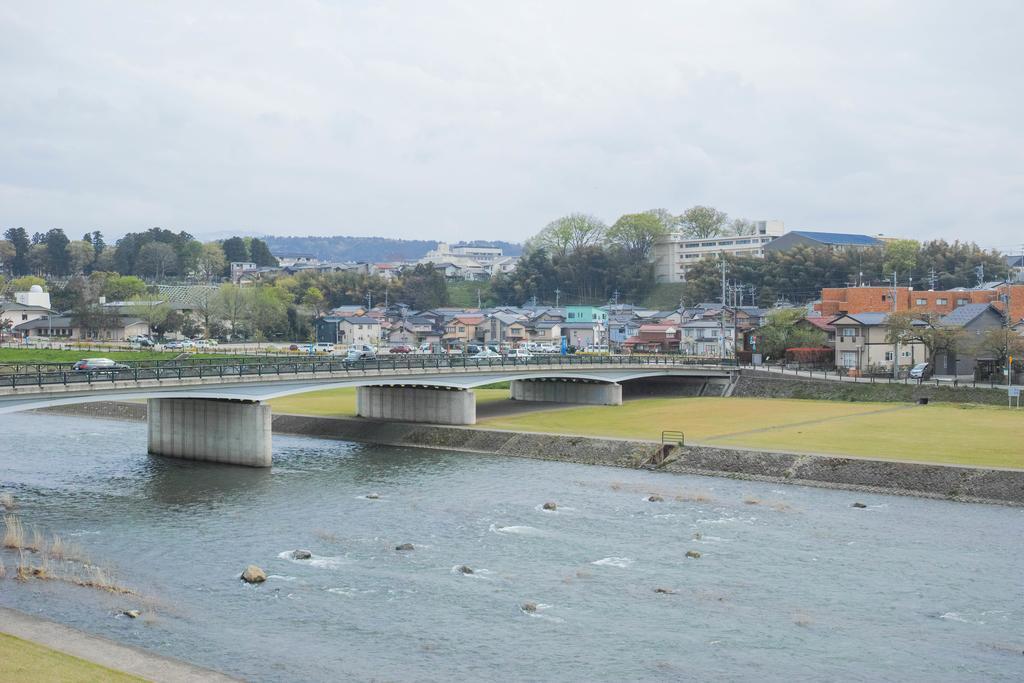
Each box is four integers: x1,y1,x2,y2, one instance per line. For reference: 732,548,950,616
0,413,1021,681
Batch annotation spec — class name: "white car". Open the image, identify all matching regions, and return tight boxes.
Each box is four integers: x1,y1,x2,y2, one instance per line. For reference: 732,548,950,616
506,348,533,360
471,348,501,359
315,342,336,353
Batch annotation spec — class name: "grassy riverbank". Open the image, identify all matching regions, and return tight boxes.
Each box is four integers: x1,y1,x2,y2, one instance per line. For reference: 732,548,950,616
478,397,1024,469
0,633,143,682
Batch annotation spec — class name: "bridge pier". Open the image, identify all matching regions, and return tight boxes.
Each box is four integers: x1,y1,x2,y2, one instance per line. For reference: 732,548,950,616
147,398,272,467
510,379,622,406
356,386,476,425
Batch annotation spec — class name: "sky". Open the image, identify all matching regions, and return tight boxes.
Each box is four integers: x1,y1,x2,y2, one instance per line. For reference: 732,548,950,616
1,1,1022,251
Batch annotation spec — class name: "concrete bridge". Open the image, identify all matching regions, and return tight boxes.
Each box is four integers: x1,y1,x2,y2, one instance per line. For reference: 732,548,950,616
0,356,734,467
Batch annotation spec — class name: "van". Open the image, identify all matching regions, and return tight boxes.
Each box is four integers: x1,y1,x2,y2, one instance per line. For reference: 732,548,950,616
315,342,335,353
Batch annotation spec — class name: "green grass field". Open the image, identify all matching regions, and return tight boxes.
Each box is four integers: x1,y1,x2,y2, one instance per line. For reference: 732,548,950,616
478,397,1024,469
268,386,510,417
0,633,144,682
0,348,234,365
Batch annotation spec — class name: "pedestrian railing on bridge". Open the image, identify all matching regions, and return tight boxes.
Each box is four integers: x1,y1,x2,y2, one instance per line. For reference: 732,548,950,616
0,354,739,390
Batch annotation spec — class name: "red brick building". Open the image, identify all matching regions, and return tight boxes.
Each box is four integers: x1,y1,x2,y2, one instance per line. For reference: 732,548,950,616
815,284,1024,322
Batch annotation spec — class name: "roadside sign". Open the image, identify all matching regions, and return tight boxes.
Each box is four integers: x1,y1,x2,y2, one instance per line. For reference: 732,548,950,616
1009,387,1020,397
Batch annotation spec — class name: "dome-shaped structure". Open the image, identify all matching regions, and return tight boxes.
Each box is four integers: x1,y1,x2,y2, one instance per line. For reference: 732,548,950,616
29,284,43,293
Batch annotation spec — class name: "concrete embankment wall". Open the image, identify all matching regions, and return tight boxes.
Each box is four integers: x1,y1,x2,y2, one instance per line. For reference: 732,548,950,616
35,401,1024,506
734,370,1009,405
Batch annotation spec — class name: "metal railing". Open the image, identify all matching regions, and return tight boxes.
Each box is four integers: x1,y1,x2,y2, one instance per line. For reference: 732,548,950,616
0,354,739,391
743,362,1018,391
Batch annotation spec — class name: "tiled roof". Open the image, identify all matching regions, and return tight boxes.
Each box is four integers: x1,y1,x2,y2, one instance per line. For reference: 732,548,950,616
939,303,999,327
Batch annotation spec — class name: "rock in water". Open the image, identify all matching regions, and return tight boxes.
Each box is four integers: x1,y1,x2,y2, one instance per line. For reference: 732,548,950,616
291,549,312,560
241,565,267,583
654,587,674,594
456,565,474,575
648,495,664,502
851,502,868,509
542,502,557,511
521,602,538,613
366,493,380,500
121,610,141,619
692,532,702,540
395,543,415,551
685,550,701,559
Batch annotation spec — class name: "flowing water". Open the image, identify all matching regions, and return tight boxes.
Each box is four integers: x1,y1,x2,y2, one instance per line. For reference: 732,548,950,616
0,414,1021,681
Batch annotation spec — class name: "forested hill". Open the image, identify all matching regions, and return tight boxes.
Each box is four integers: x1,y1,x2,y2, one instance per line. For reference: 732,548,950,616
260,236,522,262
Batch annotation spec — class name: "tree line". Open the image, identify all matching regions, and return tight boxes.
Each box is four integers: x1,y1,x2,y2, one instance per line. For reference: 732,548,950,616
0,227,279,280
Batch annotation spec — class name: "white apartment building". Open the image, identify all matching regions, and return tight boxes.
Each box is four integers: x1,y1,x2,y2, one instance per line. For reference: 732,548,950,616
653,220,785,283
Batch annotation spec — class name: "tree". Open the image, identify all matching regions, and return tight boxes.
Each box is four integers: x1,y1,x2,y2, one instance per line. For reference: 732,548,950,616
4,228,31,275
98,274,148,301
249,238,279,267
301,286,326,317
221,236,249,264
756,308,827,359
136,242,179,280
128,296,172,337
0,240,16,274
678,205,729,239
883,239,920,278
43,228,71,275
729,218,757,236
885,311,964,368
607,212,670,260
67,240,95,274
396,263,449,309
212,283,250,337
973,327,1024,369
247,287,289,339
9,275,46,292
197,243,227,281
534,214,607,257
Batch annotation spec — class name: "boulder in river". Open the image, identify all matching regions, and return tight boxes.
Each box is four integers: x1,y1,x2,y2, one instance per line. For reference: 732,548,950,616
542,502,557,511
692,532,702,540
121,610,141,619
241,565,267,583
648,494,664,502
291,549,312,560
366,493,380,500
521,602,538,613
685,550,701,559
456,565,474,575
851,502,868,509
395,543,415,551
654,587,675,594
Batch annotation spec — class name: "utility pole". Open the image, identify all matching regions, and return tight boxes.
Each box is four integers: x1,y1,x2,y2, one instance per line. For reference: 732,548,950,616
365,290,372,311
928,267,937,291
975,264,985,288
477,288,482,309
719,259,728,358
891,271,899,380
554,288,561,308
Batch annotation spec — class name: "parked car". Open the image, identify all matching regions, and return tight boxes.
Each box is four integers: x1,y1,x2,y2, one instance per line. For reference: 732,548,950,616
471,348,501,359
390,344,413,354
288,344,300,351
345,344,377,362
909,362,931,380
506,348,533,360
72,358,129,373
314,342,336,353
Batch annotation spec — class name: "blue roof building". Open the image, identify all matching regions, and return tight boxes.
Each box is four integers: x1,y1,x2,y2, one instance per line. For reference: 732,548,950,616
764,231,883,253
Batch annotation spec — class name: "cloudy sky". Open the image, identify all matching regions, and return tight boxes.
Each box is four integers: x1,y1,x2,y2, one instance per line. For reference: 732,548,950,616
1,1,1022,249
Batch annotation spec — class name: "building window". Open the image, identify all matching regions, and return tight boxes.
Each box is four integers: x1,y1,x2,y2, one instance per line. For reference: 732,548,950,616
936,298,948,305
841,327,856,338
956,298,968,305
916,298,927,305
885,351,894,361
21,314,27,321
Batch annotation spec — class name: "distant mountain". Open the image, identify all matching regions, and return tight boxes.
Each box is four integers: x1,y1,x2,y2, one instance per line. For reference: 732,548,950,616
261,235,522,262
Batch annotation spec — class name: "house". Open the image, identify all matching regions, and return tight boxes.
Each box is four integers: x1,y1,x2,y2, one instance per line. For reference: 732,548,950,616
565,306,608,324
525,320,562,344
561,322,602,348
609,316,642,346
763,231,883,254
315,316,381,346
443,315,485,347
0,301,53,331
678,319,735,356
622,324,681,353
485,313,528,345
829,312,926,373
796,316,836,346
230,262,258,283
935,303,1007,376
327,305,367,317
14,315,149,341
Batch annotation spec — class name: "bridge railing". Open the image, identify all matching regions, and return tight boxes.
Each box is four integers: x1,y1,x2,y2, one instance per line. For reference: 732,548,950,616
0,354,738,390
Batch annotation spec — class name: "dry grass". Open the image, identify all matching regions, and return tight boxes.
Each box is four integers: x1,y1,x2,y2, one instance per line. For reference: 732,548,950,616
70,565,136,595
675,491,713,503
26,525,44,553
2,514,24,549
49,533,64,559
743,496,761,505
0,561,5,579
0,493,13,510
15,552,30,581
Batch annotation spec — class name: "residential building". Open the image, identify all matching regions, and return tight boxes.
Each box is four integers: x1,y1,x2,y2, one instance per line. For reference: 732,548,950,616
609,316,642,346
561,322,602,348
0,301,52,330
443,315,485,347
653,220,785,283
525,321,562,345
935,303,1007,376
315,316,381,346
327,305,367,317
763,231,883,254
273,253,320,268
230,261,258,283
14,315,149,341
678,319,735,356
816,284,1024,322
484,313,528,345
830,312,926,373
565,306,608,324
622,324,681,353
